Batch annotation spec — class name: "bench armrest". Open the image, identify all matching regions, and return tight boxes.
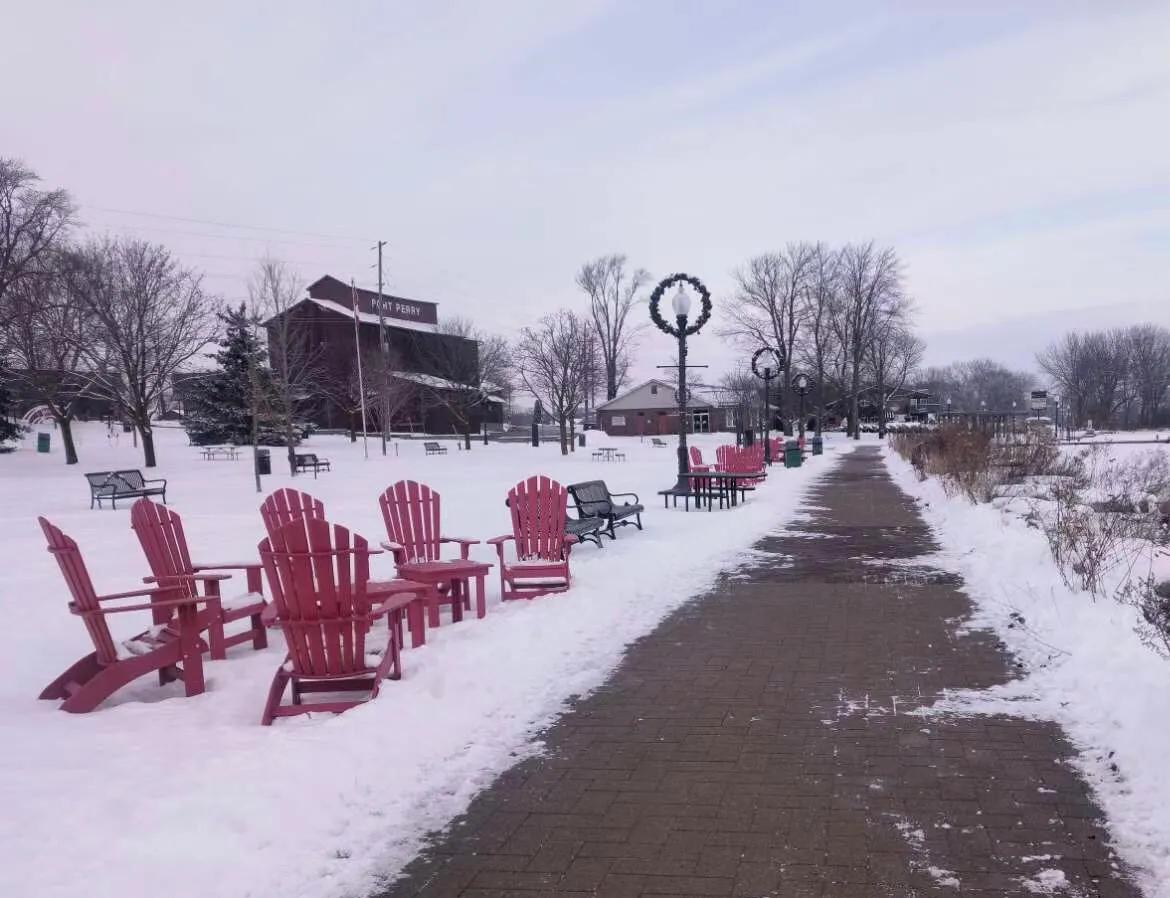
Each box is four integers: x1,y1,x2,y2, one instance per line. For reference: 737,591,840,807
145,477,167,488
609,491,640,504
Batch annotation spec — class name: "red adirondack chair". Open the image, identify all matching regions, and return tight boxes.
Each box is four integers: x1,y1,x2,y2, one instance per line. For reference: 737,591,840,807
130,499,267,660
378,480,478,564
37,516,209,713
260,487,325,540
259,516,418,725
688,446,711,491
488,475,576,601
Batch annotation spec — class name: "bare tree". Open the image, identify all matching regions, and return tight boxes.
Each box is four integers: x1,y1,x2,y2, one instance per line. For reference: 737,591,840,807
413,317,511,449
515,310,591,455
363,349,417,440
1125,324,1170,427
1038,329,1131,429
920,358,1033,413
575,254,649,400
0,159,75,305
834,242,904,439
64,238,218,467
251,258,328,474
725,243,817,432
2,255,98,463
866,309,924,437
797,243,841,436
713,368,763,437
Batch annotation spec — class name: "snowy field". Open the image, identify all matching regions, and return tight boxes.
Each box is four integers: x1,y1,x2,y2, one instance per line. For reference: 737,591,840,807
884,446,1170,898
0,422,848,898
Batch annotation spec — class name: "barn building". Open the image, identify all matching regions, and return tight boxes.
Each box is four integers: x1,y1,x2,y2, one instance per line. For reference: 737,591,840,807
263,275,503,435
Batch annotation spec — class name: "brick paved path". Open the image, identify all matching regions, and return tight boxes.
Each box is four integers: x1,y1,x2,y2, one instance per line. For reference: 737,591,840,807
379,447,1142,898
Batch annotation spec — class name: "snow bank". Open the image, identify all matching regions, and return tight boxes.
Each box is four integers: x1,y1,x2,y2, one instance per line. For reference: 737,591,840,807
884,446,1170,897
0,423,848,898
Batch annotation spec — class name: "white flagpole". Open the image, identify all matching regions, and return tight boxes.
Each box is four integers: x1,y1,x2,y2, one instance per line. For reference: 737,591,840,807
351,279,369,459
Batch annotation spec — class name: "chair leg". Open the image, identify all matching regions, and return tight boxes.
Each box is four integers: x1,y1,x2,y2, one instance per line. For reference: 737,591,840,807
250,612,268,650
261,666,292,725
635,513,643,531
39,652,102,701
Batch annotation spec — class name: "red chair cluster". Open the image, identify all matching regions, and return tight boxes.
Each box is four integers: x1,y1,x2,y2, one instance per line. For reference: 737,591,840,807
36,474,579,723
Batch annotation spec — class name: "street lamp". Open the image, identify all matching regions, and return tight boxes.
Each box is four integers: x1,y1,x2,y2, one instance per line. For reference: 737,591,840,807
752,346,784,465
792,372,811,447
649,273,713,494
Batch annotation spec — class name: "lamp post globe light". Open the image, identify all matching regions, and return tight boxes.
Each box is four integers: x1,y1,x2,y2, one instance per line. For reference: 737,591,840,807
791,372,811,446
751,346,784,465
649,273,713,494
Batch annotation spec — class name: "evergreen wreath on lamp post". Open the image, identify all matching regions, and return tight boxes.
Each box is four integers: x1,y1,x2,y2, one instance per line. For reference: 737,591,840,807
649,273,712,337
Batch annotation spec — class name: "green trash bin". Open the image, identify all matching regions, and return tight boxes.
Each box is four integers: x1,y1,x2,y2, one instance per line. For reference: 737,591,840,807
784,439,802,468
811,436,824,456
37,432,51,453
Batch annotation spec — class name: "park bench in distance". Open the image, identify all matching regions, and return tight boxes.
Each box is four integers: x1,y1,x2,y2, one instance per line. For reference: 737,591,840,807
568,480,644,540
651,437,669,447
85,470,167,510
293,453,331,478
424,441,448,456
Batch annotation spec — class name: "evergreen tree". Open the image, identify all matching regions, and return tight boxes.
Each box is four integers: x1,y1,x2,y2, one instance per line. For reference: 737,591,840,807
182,304,286,446
0,374,23,446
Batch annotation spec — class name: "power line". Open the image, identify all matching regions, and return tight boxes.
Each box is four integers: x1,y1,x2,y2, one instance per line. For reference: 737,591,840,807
77,218,370,251
80,203,369,244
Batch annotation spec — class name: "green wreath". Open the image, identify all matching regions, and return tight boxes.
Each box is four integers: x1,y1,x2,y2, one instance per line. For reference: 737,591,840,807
751,346,784,379
648,273,712,337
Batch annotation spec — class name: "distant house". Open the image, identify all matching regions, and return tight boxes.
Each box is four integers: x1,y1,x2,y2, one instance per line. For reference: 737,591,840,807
595,379,732,436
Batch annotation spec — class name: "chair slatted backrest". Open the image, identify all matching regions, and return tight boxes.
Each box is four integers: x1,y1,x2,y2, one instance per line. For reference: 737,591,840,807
569,480,610,517
260,488,325,542
379,480,442,563
689,446,705,468
259,517,372,677
508,475,568,561
38,517,119,665
115,470,146,491
716,445,732,469
130,499,198,608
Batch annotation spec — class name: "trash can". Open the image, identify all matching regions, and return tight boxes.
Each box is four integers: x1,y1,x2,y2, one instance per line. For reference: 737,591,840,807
784,439,802,468
255,448,271,476
744,428,755,447
578,432,586,448
37,432,51,453
811,436,824,456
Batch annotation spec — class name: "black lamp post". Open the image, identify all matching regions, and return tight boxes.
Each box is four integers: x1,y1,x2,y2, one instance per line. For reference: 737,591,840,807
792,372,811,446
649,273,712,493
751,347,783,465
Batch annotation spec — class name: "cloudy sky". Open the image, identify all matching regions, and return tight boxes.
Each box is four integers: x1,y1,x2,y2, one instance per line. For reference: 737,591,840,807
4,1,1168,380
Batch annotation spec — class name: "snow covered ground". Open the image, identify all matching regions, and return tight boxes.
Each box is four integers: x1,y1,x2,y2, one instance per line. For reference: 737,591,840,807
884,446,1170,898
0,422,848,898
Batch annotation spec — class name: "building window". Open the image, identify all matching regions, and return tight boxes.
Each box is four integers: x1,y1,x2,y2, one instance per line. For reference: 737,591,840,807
612,415,626,427
650,384,658,395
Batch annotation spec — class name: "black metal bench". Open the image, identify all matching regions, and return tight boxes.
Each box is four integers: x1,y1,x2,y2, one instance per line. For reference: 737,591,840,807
424,441,448,456
85,469,167,510
294,453,331,477
567,480,644,540
651,438,668,448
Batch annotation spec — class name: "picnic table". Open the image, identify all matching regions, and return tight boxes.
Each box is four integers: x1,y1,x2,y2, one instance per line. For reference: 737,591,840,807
672,471,762,511
200,446,239,461
592,446,626,462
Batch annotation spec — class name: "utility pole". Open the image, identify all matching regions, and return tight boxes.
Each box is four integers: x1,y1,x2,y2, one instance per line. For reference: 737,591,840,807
374,240,388,456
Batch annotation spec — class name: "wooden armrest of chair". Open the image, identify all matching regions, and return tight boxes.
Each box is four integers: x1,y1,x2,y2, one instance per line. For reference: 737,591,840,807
440,536,480,546
76,595,210,615
192,561,261,571
97,585,185,602
142,572,231,585
486,535,513,546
